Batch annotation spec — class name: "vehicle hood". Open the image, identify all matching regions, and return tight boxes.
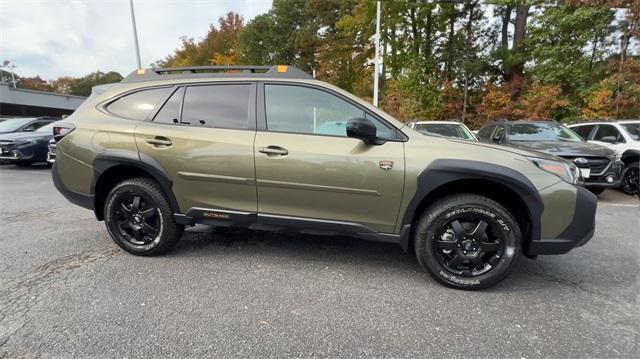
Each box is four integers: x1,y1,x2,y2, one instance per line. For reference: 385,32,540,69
0,132,52,143
449,139,563,161
510,140,615,158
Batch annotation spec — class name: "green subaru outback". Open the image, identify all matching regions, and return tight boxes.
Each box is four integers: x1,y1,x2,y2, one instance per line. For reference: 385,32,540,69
52,65,597,289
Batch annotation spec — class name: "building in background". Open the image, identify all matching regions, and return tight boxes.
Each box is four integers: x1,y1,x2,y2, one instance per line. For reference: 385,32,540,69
0,83,86,118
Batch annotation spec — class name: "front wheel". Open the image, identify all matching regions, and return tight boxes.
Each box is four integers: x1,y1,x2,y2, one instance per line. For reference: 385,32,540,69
414,194,521,290
621,163,639,196
104,178,183,256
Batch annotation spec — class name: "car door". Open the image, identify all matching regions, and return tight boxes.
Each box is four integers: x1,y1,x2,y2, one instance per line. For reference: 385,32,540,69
253,82,405,234
591,124,627,154
135,82,257,214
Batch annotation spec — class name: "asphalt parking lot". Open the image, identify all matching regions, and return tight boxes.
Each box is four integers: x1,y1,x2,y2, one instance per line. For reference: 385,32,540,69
0,163,638,358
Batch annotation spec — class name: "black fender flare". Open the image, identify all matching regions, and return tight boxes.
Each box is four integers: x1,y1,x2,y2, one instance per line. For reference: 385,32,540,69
91,150,180,218
399,159,544,251
621,149,640,165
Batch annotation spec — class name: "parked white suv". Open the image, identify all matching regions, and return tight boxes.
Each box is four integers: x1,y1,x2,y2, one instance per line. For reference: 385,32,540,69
568,120,640,195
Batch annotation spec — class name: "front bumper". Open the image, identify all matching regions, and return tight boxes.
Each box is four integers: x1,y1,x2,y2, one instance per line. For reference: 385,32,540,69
582,160,624,188
527,186,597,255
0,149,33,162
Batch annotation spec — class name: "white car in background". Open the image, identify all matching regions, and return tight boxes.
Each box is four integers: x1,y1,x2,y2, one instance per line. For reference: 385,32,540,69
568,120,640,195
408,120,478,141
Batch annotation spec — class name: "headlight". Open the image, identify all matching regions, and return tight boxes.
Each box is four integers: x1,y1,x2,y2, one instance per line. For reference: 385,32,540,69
527,157,579,184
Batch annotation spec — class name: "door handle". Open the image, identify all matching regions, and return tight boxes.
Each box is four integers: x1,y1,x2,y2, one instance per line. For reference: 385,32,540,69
258,146,288,156
145,137,172,147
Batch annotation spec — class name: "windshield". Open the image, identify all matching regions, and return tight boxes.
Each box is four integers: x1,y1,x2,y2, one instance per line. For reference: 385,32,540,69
0,118,36,132
414,123,476,141
621,123,640,141
509,123,583,142
36,122,58,133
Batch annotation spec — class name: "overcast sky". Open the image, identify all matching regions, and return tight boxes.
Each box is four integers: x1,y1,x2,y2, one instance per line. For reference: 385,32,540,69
0,0,273,80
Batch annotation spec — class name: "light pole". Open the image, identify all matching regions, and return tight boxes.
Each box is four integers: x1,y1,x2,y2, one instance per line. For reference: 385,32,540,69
129,0,143,72
372,0,381,107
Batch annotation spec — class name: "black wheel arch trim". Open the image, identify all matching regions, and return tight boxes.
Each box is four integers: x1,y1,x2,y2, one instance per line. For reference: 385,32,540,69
621,149,640,165
91,150,180,219
399,159,544,252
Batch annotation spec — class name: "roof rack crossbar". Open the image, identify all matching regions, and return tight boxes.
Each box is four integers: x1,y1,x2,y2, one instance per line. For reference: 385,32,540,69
122,65,313,83
152,65,272,75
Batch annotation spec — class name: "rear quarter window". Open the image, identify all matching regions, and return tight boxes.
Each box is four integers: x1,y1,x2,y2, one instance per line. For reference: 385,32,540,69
106,87,170,120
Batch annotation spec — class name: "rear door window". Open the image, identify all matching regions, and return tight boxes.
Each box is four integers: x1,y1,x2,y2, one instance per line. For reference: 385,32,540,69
107,87,170,120
594,124,625,143
181,84,251,130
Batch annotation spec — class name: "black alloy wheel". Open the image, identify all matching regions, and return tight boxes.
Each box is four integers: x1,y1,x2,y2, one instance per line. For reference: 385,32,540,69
104,178,183,256
433,217,505,277
621,165,639,195
414,194,521,290
112,193,161,245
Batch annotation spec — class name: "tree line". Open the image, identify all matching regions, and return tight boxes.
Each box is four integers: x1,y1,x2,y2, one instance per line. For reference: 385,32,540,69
159,0,639,126
10,1,639,126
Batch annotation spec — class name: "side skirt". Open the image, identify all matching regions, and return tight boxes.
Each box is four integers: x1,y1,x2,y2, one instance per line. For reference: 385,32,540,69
174,208,402,245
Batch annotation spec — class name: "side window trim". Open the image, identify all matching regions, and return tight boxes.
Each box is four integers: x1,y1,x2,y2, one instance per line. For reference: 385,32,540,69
256,81,407,142
146,85,180,122
98,85,173,121
145,82,257,131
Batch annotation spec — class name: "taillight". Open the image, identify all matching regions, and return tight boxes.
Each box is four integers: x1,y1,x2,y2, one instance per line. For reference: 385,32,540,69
53,123,75,142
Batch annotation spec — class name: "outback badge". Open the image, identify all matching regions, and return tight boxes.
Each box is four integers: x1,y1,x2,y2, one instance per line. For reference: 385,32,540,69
379,160,394,171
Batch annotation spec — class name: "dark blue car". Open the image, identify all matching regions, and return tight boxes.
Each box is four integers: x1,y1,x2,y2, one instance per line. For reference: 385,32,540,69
0,121,60,166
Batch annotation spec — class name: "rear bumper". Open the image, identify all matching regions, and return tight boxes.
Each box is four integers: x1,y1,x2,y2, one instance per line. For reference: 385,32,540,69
52,161,94,211
527,186,597,255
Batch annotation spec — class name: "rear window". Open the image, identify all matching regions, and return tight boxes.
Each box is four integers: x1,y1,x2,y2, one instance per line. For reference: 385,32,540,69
106,87,170,120
181,84,250,130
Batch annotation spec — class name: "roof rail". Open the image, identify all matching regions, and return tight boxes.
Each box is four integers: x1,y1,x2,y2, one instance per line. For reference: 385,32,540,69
122,65,313,83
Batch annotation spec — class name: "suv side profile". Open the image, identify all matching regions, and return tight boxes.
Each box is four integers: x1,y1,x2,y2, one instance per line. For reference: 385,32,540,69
568,120,640,195
53,65,597,290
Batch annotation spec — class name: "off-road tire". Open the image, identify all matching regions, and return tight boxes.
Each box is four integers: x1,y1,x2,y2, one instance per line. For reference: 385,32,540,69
104,177,183,256
621,162,639,196
414,194,521,290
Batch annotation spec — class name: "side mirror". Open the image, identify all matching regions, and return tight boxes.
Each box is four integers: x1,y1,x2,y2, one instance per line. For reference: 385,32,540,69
346,118,382,145
23,125,37,132
600,136,617,144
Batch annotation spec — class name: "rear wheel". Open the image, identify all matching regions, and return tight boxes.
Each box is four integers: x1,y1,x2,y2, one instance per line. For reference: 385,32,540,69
414,194,521,290
104,178,183,256
621,163,639,196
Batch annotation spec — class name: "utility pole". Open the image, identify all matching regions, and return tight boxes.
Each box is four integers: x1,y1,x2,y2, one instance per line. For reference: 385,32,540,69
129,0,143,72
373,0,381,107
